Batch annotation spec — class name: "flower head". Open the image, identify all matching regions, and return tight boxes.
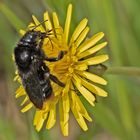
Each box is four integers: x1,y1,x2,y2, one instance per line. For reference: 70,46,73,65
14,4,109,136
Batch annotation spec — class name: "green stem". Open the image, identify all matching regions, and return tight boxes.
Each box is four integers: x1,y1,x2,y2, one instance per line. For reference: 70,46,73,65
106,66,140,76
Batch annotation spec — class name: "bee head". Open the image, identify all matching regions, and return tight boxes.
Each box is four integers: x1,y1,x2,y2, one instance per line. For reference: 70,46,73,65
21,31,45,45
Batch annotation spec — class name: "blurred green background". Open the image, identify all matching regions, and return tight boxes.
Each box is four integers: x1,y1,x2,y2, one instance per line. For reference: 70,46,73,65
0,0,140,140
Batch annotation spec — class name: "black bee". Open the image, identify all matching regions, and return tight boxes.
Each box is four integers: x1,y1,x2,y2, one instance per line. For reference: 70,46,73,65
14,21,65,109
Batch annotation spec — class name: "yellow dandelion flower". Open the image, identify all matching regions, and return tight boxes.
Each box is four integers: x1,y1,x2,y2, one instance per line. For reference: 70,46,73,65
14,4,109,136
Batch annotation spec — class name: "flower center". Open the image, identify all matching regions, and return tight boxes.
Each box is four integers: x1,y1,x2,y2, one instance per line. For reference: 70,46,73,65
68,67,73,74
64,55,78,78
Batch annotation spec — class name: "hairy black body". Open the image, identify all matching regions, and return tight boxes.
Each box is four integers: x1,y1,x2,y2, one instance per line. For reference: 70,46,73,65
14,30,65,109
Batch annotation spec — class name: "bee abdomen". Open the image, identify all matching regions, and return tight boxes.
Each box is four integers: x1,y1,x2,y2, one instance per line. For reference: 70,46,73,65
42,81,52,99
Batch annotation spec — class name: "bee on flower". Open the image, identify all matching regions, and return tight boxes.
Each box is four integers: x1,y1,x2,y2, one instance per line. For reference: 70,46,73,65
14,4,109,136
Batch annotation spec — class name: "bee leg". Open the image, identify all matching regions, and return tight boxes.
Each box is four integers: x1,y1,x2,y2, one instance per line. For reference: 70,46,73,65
70,88,81,96
50,74,65,87
42,62,65,87
45,51,66,62
42,62,50,72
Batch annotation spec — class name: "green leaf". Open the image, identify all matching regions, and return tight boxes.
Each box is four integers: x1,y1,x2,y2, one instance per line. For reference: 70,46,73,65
0,3,25,31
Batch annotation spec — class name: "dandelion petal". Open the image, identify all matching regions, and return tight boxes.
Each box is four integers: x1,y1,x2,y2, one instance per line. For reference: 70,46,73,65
71,92,92,121
44,11,52,31
20,96,28,106
81,54,109,65
77,32,104,54
21,103,33,113
53,12,59,27
77,71,107,85
71,102,88,131
36,117,45,131
32,15,45,32
70,18,88,44
72,78,95,106
53,12,62,39
78,42,107,59
59,100,69,136
92,85,108,97
75,27,89,47
33,110,42,126
35,111,48,131
46,106,56,129
80,77,108,97
64,4,72,44
62,94,70,113
74,63,88,71
15,86,26,98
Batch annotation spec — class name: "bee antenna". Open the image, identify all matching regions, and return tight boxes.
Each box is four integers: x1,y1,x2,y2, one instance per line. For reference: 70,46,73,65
30,19,48,31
